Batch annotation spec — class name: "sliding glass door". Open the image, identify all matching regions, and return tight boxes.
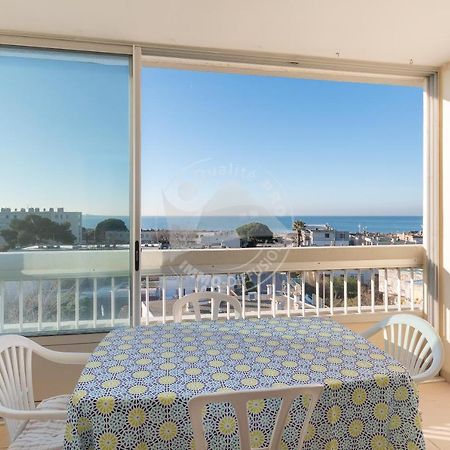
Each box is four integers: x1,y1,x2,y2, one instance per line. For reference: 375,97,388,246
0,47,131,333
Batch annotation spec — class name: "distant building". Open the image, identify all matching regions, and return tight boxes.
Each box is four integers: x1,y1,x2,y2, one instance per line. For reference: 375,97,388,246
141,230,159,243
198,230,241,248
350,233,379,246
397,231,423,245
301,224,349,247
0,207,82,243
105,230,159,245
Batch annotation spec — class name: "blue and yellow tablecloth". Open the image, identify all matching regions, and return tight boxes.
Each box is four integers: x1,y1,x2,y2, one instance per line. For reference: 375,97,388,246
64,317,425,449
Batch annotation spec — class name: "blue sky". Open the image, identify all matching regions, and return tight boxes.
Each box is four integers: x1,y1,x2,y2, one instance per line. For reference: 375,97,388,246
0,49,423,217
0,49,130,216
142,68,423,217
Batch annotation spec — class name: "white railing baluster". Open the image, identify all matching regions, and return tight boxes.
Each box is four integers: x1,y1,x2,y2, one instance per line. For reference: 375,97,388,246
226,274,231,320
93,278,97,329
410,268,415,311
343,271,348,314
272,273,276,318
37,280,43,332
315,272,320,316
195,274,199,293
397,268,402,311
371,269,375,313
301,272,306,317
287,272,291,317
56,279,61,331
127,279,131,324
257,274,261,319
322,272,326,309
19,281,24,332
357,270,361,314
145,276,149,325
210,275,214,320
162,276,167,324
178,276,183,299
384,268,389,311
75,279,80,330
241,273,246,319
384,270,389,312
111,277,116,328
0,281,4,333
216,275,221,315
330,271,334,315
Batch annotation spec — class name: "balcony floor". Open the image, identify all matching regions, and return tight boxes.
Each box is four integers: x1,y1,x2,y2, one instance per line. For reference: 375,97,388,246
0,381,448,449
418,381,450,449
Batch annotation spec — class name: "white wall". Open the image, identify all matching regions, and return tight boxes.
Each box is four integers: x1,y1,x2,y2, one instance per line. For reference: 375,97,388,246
0,1,450,66
440,64,450,380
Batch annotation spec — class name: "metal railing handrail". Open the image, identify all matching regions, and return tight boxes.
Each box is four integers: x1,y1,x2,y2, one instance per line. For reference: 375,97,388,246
0,245,425,280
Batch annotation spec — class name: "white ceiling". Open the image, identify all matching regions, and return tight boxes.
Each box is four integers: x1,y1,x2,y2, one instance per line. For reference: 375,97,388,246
1,0,450,67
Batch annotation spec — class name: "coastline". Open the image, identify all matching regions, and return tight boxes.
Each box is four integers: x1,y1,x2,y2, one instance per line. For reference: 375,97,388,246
83,215,423,234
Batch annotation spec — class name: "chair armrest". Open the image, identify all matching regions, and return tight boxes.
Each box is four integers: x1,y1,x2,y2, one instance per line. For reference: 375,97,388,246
34,347,90,365
360,323,383,339
360,327,376,339
0,336,90,366
0,405,67,421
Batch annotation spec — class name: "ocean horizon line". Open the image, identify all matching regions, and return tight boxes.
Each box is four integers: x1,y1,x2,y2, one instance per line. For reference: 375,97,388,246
83,214,422,217
82,214,423,234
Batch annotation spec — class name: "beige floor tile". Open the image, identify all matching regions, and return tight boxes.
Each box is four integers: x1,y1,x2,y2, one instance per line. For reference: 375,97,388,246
0,424,9,449
419,381,450,450
425,438,441,449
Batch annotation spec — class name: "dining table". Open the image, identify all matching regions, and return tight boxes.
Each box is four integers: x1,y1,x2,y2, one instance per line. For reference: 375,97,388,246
64,317,425,450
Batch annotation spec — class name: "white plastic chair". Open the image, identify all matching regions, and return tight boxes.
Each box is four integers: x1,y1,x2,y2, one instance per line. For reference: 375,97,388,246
361,314,444,383
188,384,323,450
0,334,90,448
173,292,242,323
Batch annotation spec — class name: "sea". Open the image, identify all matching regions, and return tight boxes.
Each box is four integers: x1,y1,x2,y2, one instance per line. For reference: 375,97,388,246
83,215,423,234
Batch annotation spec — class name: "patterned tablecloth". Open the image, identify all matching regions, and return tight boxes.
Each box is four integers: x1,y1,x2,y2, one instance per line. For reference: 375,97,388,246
65,317,425,450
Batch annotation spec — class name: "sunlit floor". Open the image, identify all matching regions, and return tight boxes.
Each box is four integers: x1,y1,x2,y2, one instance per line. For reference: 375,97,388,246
0,381,448,449
418,381,450,449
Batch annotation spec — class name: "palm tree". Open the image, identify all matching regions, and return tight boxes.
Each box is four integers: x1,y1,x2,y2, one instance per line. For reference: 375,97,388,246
292,220,306,247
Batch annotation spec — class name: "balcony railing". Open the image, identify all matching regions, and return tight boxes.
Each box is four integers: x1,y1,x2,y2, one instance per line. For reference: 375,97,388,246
0,245,425,334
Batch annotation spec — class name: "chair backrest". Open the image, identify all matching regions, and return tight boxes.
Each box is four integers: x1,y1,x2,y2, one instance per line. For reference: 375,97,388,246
188,384,323,450
173,292,242,323
361,314,444,382
0,335,39,441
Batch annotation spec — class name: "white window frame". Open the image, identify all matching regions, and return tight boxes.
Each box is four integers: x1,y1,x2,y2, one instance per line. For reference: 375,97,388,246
0,34,440,328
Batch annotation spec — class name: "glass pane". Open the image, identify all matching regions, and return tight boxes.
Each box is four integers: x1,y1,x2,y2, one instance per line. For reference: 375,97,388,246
141,68,422,247
140,67,423,321
0,47,131,334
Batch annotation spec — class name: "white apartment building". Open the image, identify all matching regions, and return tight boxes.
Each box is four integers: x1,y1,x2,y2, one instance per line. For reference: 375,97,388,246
0,207,82,243
198,230,241,248
301,224,350,247
105,230,166,245
397,232,424,245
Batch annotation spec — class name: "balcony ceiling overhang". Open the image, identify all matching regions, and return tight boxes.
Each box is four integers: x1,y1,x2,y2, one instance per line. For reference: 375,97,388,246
0,0,450,67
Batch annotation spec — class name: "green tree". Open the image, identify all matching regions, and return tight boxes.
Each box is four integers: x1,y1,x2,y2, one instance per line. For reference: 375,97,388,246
94,219,129,243
82,227,95,245
236,222,273,247
332,276,358,300
0,215,76,249
292,220,306,247
242,273,256,292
